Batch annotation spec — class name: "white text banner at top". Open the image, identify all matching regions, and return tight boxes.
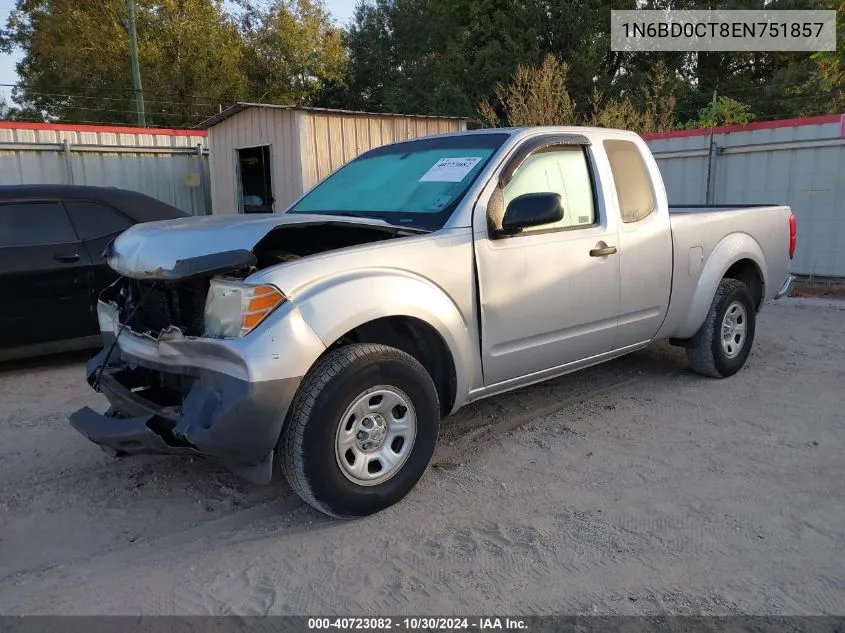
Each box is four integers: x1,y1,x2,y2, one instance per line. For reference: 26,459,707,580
611,10,836,52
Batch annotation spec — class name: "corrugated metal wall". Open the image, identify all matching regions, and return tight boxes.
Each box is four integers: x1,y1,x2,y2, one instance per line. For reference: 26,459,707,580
298,110,468,192
208,106,467,214
208,107,300,215
646,116,845,278
0,124,210,215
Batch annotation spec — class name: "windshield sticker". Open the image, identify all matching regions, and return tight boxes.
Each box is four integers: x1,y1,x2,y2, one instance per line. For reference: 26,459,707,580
419,157,483,183
432,196,453,210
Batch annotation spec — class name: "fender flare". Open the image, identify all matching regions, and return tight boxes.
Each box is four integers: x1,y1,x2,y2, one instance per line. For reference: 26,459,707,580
289,268,476,413
676,233,768,339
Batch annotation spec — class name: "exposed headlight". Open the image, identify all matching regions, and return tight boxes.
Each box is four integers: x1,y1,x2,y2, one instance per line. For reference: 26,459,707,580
204,278,286,339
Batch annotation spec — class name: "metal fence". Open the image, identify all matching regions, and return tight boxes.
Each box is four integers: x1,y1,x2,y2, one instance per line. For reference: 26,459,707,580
2,118,843,277
0,123,210,215
645,114,845,279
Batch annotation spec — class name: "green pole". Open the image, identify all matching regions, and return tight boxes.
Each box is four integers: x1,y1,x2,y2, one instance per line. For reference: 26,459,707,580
125,0,146,126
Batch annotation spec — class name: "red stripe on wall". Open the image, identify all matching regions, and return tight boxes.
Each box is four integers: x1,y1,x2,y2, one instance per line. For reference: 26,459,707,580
642,114,842,141
0,121,207,137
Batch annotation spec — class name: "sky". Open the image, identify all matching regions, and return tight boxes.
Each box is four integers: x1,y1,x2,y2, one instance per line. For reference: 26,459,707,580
0,0,357,102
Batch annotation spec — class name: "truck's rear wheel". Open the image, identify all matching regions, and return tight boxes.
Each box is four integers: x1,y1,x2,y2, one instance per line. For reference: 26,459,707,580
280,343,440,519
687,278,756,378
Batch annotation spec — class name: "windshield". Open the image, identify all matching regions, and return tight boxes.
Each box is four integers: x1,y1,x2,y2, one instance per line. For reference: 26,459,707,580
288,133,510,230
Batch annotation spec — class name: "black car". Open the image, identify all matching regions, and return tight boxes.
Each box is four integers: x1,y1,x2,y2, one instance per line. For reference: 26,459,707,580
0,185,188,361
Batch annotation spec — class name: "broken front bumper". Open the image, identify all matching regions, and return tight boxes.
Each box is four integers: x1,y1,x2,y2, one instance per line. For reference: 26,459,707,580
70,347,301,483
69,299,327,484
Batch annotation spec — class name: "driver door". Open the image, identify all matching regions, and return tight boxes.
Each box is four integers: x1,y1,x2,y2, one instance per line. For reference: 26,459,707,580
473,142,621,387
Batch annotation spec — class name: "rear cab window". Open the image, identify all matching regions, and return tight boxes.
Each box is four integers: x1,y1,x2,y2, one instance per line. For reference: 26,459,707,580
603,140,655,223
0,202,78,247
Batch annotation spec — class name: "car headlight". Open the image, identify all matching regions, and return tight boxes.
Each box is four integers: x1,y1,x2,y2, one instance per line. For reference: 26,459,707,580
204,278,286,339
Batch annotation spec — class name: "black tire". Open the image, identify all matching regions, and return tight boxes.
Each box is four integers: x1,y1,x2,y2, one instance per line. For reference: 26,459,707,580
280,343,440,519
687,278,757,378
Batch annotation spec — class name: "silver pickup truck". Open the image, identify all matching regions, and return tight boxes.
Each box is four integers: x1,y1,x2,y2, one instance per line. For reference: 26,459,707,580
71,127,796,518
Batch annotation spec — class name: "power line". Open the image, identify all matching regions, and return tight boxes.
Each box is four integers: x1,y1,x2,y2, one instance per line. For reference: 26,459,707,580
0,106,213,122
0,115,207,129
0,83,231,102
6,90,225,109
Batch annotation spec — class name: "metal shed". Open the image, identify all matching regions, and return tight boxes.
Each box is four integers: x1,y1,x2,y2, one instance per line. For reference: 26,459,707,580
198,103,468,215
643,114,845,279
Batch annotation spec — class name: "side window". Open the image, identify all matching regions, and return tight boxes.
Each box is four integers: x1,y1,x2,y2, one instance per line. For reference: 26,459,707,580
603,140,655,223
64,200,133,240
0,202,78,248
503,146,596,232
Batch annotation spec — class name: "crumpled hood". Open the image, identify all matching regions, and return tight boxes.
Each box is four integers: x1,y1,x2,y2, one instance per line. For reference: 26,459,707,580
106,213,402,280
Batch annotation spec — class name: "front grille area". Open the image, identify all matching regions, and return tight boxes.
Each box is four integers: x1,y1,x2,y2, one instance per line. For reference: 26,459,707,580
128,279,210,337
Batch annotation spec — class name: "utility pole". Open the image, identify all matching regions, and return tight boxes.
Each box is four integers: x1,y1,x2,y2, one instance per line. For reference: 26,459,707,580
125,0,146,126
704,90,717,205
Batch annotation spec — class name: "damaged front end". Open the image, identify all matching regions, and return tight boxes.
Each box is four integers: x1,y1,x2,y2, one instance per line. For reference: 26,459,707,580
71,342,301,484
69,214,406,482
70,275,322,483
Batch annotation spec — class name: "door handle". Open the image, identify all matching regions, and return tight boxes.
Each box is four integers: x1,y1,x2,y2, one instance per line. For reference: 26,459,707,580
54,253,80,263
589,245,617,257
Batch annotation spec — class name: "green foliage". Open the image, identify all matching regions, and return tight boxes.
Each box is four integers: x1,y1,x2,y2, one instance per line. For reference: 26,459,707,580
800,1,845,112
343,0,843,129
481,56,677,134
341,0,546,118
479,55,576,127
240,0,347,106
1,0,842,129
0,0,346,126
684,96,756,129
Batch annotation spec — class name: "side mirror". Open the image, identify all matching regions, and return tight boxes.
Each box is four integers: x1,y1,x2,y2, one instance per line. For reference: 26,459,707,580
500,192,564,234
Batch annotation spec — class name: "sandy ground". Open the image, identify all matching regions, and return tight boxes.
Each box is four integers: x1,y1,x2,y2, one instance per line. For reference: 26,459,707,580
0,298,843,616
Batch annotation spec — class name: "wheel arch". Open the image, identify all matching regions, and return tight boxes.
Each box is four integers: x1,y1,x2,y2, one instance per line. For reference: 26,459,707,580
289,270,475,417
674,233,768,339
324,316,458,418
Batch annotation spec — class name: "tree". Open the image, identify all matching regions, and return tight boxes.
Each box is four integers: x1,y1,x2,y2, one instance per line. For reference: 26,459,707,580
479,55,575,127
0,0,248,127
684,96,756,129
331,0,396,111
480,55,677,134
240,0,347,106
343,0,546,118
787,0,845,114
342,0,842,126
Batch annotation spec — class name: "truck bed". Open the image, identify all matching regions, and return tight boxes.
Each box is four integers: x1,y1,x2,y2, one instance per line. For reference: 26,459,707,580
656,202,793,341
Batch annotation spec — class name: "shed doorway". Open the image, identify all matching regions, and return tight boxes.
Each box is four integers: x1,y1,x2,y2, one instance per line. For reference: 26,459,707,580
237,145,273,213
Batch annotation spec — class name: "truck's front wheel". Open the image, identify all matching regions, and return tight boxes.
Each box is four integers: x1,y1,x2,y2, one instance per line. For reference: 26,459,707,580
280,343,440,519
687,278,757,378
